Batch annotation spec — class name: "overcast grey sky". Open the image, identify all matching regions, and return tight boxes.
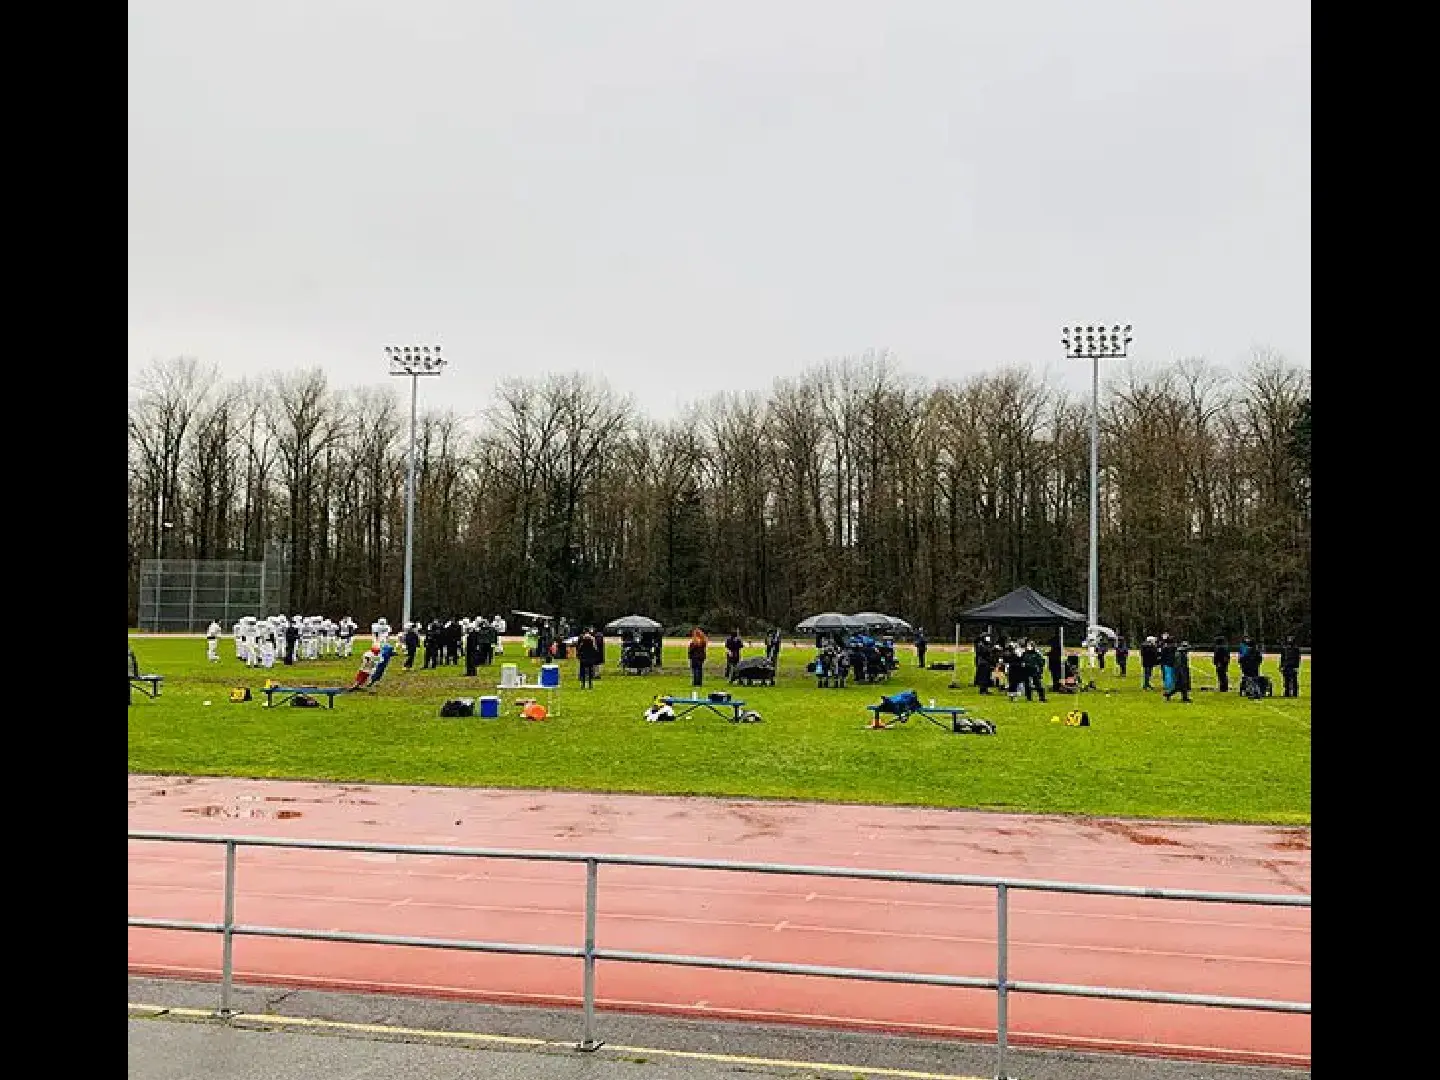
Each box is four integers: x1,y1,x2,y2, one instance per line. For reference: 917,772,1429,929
128,0,1310,419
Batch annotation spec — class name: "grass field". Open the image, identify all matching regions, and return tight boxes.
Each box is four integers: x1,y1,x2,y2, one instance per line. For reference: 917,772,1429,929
127,635,1309,825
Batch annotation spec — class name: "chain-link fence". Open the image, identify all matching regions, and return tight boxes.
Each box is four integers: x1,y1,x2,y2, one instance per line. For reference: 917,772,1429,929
136,553,291,633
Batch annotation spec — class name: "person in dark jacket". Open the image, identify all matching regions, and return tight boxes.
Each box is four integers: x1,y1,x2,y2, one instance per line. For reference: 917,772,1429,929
1020,641,1047,701
1168,641,1193,702
402,623,421,669
423,619,442,669
1212,636,1232,692
766,627,782,666
1139,636,1160,690
1279,637,1302,697
974,635,996,694
1047,636,1063,691
687,628,708,688
284,618,299,665
1158,634,1178,696
1114,634,1130,676
914,628,928,668
464,620,482,677
724,630,744,680
576,629,600,689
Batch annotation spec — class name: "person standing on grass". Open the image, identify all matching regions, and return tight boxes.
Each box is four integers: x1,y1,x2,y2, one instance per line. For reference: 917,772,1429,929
1095,635,1109,670
577,628,600,689
687,628,709,688
464,620,482,677
1021,640,1048,702
1158,634,1178,697
1047,636,1063,691
724,629,744,680
1280,637,1302,697
1169,641,1193,702
206,619,222,663
974,634,996,694
766,626,782,666
401,623,420,669
1140,635,1160,690
1212,636,1232,692
914,627,928,668
1115,634,1130,676
284,617,299,666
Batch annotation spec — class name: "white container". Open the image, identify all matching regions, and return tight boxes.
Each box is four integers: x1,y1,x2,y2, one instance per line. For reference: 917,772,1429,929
499,663,520,688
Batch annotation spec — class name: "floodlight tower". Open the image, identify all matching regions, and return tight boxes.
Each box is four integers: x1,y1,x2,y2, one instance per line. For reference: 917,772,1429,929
1060,324,1132,649
386,344,447,631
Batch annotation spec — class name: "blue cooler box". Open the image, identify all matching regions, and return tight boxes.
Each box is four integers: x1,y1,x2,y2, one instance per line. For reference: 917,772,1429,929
539,664,560,688
478,696,500,719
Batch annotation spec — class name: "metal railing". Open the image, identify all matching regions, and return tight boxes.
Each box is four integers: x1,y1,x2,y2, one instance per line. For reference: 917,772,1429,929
127,831,1311,1079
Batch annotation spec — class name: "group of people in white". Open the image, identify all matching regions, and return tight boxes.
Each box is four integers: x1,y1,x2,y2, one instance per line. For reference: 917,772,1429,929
205,613,511,667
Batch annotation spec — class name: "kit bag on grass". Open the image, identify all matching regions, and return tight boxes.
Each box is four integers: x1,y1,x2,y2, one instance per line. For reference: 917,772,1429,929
290,693,321,708
228,687,252,703
439,698,476,718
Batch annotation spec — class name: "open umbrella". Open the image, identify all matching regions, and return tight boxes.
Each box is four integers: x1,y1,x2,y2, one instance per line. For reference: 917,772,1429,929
603,614,662,633
850,612,894,630
796,612,864,634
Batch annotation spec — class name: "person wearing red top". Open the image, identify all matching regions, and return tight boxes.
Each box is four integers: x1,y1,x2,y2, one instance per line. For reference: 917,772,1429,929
687,629,709,688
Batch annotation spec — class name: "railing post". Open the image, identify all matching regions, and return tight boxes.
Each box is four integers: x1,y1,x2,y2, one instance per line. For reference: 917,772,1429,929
577,858,602,1051
219,839,237,1018
995,882,1009,1080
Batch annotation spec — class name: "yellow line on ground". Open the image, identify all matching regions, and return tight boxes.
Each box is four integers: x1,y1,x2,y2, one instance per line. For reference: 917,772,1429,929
128,1004,989,1079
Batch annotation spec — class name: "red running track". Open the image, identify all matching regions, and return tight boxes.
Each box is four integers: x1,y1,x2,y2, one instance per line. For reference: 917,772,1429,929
127,775,1310,1068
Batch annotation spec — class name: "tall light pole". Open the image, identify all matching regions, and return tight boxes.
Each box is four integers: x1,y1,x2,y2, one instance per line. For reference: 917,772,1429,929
387,344,447,631
1061,324,1132,655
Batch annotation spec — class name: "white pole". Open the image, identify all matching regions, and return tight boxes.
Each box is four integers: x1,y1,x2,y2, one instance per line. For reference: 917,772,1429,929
1087,353,1100,668
402,372,418,630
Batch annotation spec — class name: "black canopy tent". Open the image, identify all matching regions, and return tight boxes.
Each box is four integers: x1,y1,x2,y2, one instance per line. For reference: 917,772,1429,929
957,586,1086,628
953,587,1087,685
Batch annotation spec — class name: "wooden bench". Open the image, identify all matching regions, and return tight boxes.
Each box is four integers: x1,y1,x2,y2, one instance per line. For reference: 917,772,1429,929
262,686,346,709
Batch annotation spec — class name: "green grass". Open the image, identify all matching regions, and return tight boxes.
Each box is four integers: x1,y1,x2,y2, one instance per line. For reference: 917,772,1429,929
127,636,1310,825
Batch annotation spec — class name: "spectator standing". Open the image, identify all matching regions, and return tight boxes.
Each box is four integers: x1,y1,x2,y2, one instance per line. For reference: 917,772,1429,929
1140,636,1160,690
1212,636,1232,692
1095,636,1109,670
766,627,782,666
1021,640,1048,702
1158,634,1178,697
914,628,928,668
284,618,299,666
724,630,744,680
1280,637,1302,697
1115,634,1130,677
423,619,442,669
577,629,600,689
974,635,996,694
1168,641,1193,702
687,628,708,688
464,620,482,677
402,623,421,669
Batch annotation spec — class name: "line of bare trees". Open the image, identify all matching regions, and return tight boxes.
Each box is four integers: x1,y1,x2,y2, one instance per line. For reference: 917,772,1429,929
127,350,1311,643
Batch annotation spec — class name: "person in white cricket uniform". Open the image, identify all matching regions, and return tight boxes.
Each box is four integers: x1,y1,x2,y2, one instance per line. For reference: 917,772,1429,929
206,620,222,662
491,615,507,655
338,616,356,657
259,624,277,668
371,617,391,646
233,620,246,663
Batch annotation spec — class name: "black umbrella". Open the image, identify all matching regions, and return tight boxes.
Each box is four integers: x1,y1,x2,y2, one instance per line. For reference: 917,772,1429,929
850,612,894,630
603,614,662,633
796,612,865,634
